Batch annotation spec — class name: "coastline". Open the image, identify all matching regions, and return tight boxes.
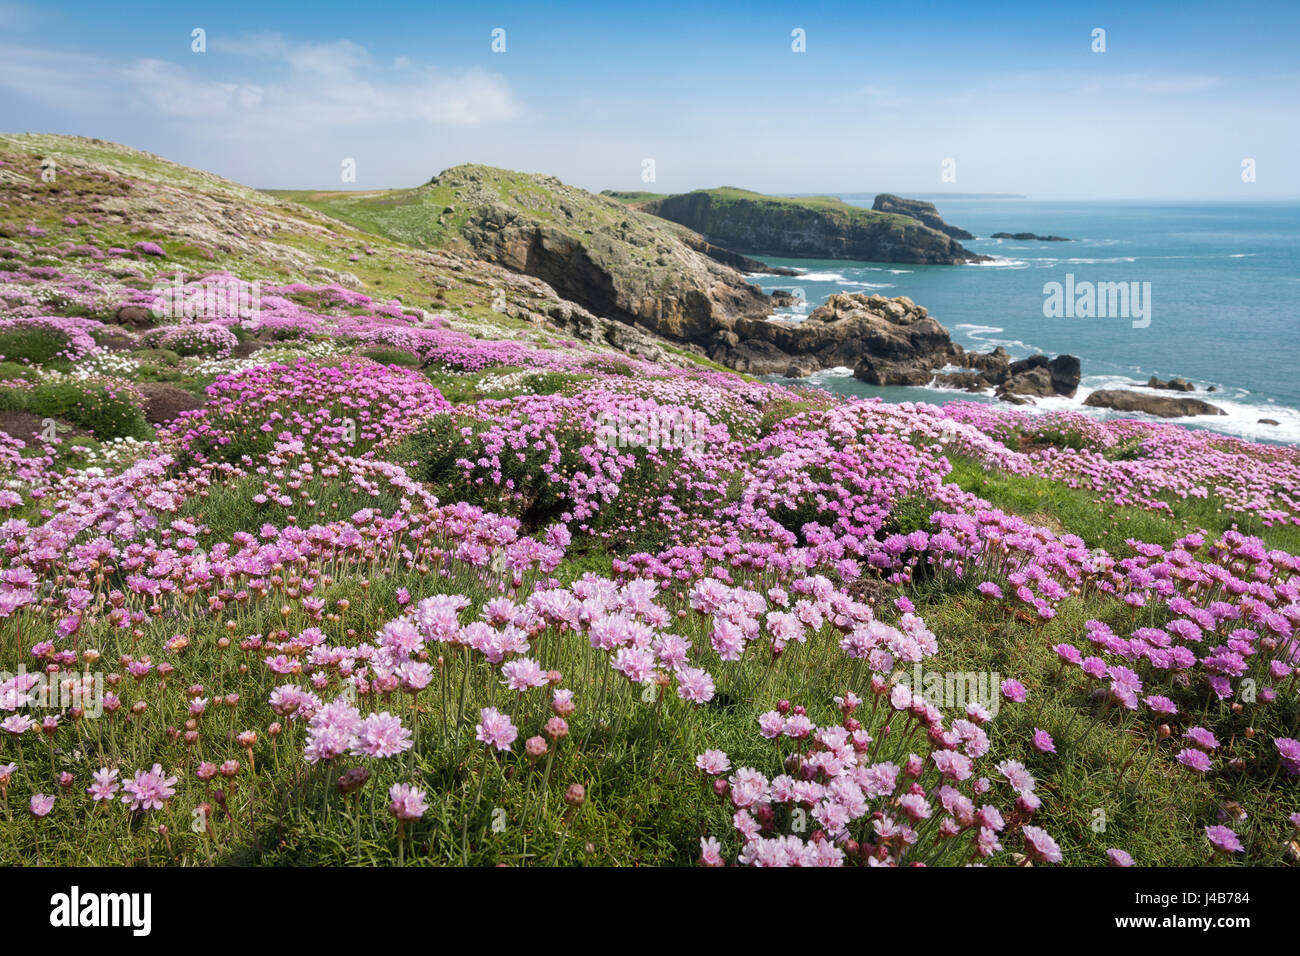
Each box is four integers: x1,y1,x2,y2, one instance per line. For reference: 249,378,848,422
742,198,1300,447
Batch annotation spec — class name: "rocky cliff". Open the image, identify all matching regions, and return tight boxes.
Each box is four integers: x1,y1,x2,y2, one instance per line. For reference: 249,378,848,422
871,194,974,240
633,188,988,264
285,165,777,343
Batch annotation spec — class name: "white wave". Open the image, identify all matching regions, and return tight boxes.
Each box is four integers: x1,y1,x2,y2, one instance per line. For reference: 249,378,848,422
808,366,855,383
784,367,1300,445
1001,376,1300,445
793,271,850,282
966,257,1029,268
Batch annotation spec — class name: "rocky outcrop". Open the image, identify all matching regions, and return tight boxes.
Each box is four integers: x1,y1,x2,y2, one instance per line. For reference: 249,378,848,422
428,167,775,342
1084,390,1226,418
1147,375,1195,392
933,349,1081,401
637,189,988,265
701,293,950,378
991,232,1072,242
871,194,974,240
700,292,1077,401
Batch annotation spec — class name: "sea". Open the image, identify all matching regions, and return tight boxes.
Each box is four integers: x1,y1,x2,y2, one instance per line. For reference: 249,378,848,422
746,199,1300,445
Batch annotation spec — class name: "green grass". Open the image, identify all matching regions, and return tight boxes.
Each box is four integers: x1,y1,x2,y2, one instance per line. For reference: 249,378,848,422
945,454,1300,555
599,190,667,204
0,379,154,441
915,591,1298,866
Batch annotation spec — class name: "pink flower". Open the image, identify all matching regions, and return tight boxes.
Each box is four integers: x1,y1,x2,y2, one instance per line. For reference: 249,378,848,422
29,793,55,818
1021,825,1062,863
757,710,785,739
1275,737,1300,775
1031,729,1056,754
388,783,427,821
475,707,517,751
1106,848,1135,867
696,749,731,775
700,836,725,866
500,657,548,692
1176,748,1212,773
1143,695,1177,716
1000,679,1027,703
552,688,575,717
1204,824,1243,854
675,667,715,704
353,711,413,758
997,759,1036,795
121,763,178,812
87,768,120,802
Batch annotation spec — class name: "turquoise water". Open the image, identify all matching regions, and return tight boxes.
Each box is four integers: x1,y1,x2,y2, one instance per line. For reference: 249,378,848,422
747,200,1300,444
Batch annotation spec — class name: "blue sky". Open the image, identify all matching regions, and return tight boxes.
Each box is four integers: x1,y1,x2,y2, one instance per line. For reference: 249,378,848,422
2,0,1297,197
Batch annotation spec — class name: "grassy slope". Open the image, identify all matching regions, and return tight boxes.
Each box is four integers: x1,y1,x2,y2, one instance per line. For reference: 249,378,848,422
267,165,680,255
0,136,518,329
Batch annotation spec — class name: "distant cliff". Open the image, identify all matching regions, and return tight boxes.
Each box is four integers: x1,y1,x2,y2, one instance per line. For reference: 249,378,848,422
871,194,974,240
624,188,988,264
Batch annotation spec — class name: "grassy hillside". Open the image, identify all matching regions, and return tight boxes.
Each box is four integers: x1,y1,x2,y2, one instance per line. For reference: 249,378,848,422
270,166,688,262
273,164,775,342
630,186,983,264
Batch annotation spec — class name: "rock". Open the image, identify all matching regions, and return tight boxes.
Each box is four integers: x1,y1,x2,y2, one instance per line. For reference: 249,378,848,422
990,232,1072,241
115,304,155,329
996,366,1055,400
429,165,774,342
1147,375,1195,392
1259,418,1280,426
962,346,1010,374
931,371,985,391
1047,354,1082,397
714,338,795,375
783,364,815,378
1083,389,1226,418
871,194,975,240
676,232,798,275
983,353,1079,401
136,383,203,425
637,189,989,265
699,291,1082,394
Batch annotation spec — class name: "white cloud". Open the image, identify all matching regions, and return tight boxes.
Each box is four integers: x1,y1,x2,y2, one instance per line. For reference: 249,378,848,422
0,36,523,134
0,43,115,111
